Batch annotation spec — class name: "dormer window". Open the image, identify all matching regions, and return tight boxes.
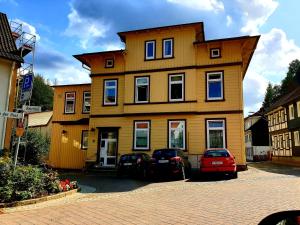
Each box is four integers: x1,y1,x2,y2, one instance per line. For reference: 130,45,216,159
163,38,173,58
105,59,114,68
210,48,221,58
145,40,155,60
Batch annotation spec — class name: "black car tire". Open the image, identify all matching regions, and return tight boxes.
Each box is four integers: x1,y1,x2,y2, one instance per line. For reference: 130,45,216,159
232,171,238,179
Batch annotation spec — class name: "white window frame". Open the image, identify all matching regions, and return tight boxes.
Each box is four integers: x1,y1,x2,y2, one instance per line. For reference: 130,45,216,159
207,72,223,101
210,48,221,58
134,121,150,150
168,120,186,150
81,130,89,150
294,131,300,147
135,77,149,103
64,92,75,114
289,104,295,120
206,119,226,149
104,80,117,105
163,39,173,58
105,59,114,68
83,91,91,113
169,74,184,102
145,41,155,60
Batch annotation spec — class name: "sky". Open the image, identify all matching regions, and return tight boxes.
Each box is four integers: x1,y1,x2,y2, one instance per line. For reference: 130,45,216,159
1,0,300,116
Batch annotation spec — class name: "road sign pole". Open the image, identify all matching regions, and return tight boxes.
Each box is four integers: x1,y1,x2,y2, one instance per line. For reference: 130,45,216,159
13,111,24,171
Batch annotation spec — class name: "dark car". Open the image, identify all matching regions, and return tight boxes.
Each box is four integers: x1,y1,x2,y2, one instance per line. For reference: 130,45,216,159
200,148,237,179
150,148,191,179
117,153,151,179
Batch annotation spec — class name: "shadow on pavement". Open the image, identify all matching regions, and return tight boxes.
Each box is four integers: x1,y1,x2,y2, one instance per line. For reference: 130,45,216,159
186,173,235,182
248,161,300,177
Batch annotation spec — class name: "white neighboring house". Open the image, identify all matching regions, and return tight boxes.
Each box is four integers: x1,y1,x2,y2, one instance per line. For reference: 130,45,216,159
28,111,53,138
244,112,271,161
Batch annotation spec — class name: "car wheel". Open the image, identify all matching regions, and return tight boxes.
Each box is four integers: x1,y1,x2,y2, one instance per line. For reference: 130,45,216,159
232,171,238,179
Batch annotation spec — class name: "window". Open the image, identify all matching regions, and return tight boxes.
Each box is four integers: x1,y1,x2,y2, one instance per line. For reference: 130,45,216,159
169,74,184,101
289,104,295,120
64,92,75,114
206,119,226,148
294,131,300,147
297,102,300,117
105,59,114,68
135,77,149,103
134,121,150,150
83,91,91,113
163,38,173,58
281,111,285,122
145,40,155,60
168,120,186,150
81,130,88,149
210,48,221,58
206,72,223,101
103,80,117,105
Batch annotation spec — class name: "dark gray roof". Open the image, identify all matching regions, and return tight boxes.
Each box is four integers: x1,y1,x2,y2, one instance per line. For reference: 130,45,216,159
0,12,23,62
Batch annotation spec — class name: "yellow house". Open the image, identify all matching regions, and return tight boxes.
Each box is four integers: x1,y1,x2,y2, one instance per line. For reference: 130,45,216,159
49,22,259,170
48,84,90,169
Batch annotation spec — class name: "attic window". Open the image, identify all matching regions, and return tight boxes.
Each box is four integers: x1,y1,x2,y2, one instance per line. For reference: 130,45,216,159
210,48,221,58
105,59,114,68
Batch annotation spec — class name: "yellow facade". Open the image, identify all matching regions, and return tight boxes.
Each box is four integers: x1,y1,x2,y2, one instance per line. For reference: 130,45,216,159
52,22,259,169
48,84,90,169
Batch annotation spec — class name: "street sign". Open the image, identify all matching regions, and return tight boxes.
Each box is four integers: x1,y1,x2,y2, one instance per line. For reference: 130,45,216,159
22,105,41,113
22,73,33,91
0,111,22,119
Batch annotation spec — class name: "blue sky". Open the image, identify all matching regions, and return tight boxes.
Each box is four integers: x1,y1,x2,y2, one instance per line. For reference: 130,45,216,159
1,0,299,115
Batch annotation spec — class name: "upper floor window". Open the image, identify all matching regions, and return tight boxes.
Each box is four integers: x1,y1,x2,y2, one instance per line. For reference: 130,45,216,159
169,74,184,102
135,77,149,103
206,72,224,101
64,92,75,114
81,130,89,150
289,104,295,120
105,59,114,68
206,119,226,148
297,101,300,117
163,38,173,58
210,48,221,58
134,121,150,150
294,131,300,147
103,80,117,106
168,120,186,150
145,40,155,60
83,91,91,113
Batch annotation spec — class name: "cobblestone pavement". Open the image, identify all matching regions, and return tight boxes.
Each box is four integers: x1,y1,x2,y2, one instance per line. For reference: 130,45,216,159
1,162,300,225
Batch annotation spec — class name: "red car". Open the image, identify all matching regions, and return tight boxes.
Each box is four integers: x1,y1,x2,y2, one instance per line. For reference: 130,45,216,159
200,148,237,179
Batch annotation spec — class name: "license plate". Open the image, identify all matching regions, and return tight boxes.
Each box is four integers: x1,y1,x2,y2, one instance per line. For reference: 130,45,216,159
212,161,223,165
158,160,169,163
123,163,132,166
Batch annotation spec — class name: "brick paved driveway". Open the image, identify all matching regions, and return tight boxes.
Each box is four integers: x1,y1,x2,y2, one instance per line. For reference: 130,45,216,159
1,162,300,225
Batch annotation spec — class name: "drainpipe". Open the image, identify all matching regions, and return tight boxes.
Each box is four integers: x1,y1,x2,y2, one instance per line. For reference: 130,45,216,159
1,62,15,150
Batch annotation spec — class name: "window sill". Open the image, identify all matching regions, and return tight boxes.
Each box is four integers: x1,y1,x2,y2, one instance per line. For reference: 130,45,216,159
205,98,225,102
102,104,118,107
144,56,174,61
132,148,151,151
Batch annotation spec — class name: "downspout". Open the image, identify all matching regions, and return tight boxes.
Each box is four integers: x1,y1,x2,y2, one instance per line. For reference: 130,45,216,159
1,61,16,150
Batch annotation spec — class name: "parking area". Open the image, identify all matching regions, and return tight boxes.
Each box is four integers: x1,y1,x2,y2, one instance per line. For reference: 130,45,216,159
1,162,300,225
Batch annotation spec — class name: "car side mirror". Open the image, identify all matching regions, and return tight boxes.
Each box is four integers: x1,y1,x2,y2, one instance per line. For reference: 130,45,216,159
258,210,300,225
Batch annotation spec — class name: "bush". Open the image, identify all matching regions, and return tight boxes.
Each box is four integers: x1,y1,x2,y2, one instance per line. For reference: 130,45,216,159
18,130,50,165
0,158,63,203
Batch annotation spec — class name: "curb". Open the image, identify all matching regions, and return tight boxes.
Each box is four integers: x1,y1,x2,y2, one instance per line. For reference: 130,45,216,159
0,187,81,209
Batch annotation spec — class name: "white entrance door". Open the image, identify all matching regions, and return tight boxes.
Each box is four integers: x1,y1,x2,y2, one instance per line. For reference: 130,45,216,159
99,131,117,167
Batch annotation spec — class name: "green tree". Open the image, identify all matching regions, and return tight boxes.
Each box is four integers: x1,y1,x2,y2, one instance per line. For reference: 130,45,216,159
262,83,274,109
280,59,300,96
31,74,54,111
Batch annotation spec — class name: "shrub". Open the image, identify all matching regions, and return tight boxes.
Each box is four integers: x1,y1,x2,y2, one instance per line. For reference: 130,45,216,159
42,169,60,194
18,130,50,165
0,158,13,203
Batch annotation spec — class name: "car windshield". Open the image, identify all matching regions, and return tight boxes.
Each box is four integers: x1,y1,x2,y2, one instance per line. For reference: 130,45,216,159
120,155,137,161
204,150,229,157
153,149,176,158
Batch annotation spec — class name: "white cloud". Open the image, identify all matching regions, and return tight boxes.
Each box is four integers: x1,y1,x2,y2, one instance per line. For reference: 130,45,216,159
226,15,232,27
64,6,109,49
167,0,224,13
104,42,124,51
13,19,40,41
237,0,279,34
50,65,90,85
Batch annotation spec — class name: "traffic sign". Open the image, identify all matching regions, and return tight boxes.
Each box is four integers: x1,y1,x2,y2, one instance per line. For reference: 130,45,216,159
0,111,22,119
22,105,41,113
22,73,33,91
